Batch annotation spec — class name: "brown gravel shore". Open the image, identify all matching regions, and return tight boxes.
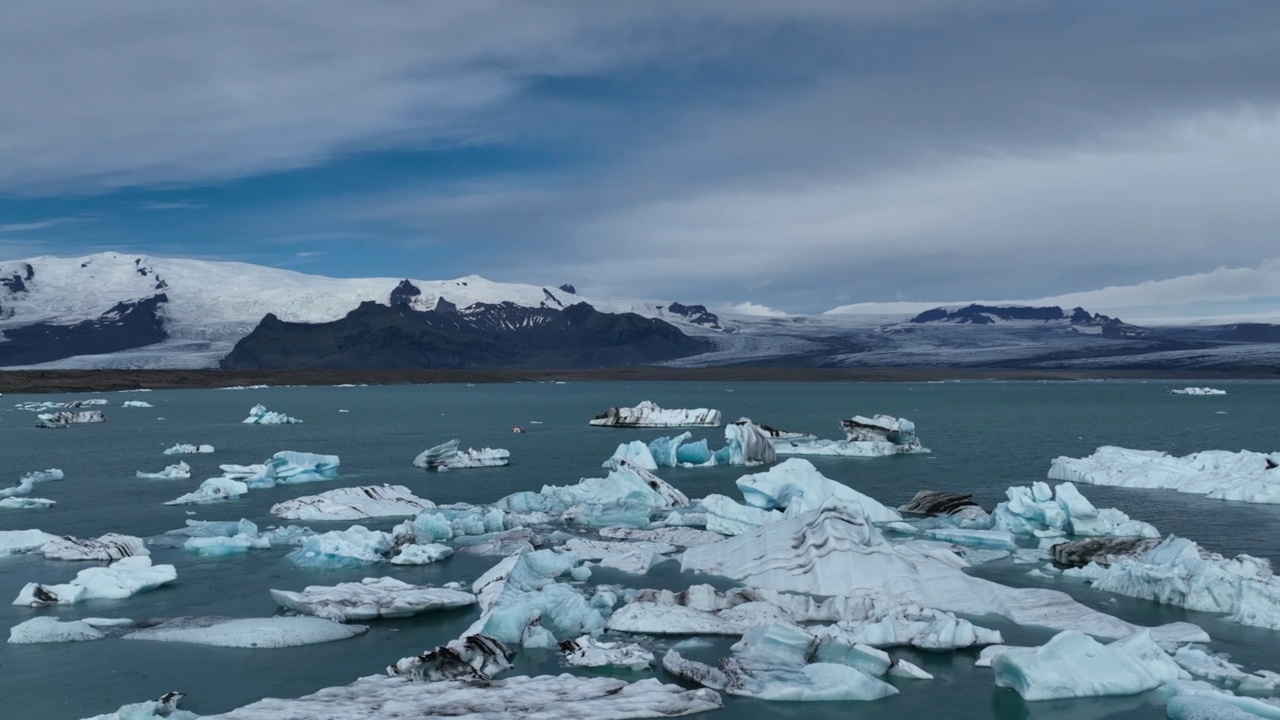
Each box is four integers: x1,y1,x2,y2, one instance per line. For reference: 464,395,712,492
0,367,1273,394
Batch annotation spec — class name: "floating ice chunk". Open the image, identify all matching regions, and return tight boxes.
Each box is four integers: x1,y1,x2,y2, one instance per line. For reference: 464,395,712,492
9,617,106,644
975,645,1021,667
41,533,148,561
992,630,1183,700
1173,645,1280,694
164,477,248,505
214,673,721,719
1164,684,1280,719
563,538,676,575
389,543,454,565
1049,446,1280,503
125,616,366,648
1,468,63,498
271,577,476,622
183,533,268,556
898,490,990,521
723,419,777,466
0,529,59,555
598,526,726,548
414,439,510,470
287,525,397,568
819,605,1003,650
663,649,897,702
455,528,541,556
681,497,1207,641
35,410,106,428
561,635,655,670
466,550,605,646
921,528,1018,551
590,401,721,428
607,601,797,636
890,659,933,679
735,458,902,522
603,441,659,471
731,621,892,676
699,494,782,536
1171,387,1227,395
488,461,689,532
242,404,302,424
259,451,340,486
135,462,191,480
992,481,1159,538
14,556,176,606
775,414,929,457
388,634,515,681
272,484,436,520
647,432,716,468
0,497,55,509
78,693,195,720
163,443,214,455
1064,534,1280,629
122,400,154,407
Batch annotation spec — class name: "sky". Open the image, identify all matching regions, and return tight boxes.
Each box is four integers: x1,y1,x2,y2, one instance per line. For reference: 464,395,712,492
1,1,1279,321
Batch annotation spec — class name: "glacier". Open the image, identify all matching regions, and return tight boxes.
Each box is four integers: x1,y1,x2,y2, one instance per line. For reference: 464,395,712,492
589,401,722,428
270,577,476,622
242,404,302,424
414,439,510,470
1049,446,1280,504
271,485,436,520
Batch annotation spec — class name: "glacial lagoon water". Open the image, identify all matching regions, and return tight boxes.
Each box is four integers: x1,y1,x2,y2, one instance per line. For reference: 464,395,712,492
1,379,1278,719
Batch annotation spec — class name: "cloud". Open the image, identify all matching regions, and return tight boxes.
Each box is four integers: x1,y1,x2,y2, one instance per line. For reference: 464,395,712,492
0,217,83,233
727,301,789,317
140,201,206,211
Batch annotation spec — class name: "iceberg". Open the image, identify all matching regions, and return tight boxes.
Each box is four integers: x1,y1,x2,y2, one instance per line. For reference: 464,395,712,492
1173,645,1280,694
287,525,400,568
562,537,675,575
388,634,516,681
662,648,898,702
898,490,989,521
991,481,1160,538
389,543,454,565
589,400,722,428
271,484,436,520
40,533,148,561
1,468,63,498
135,462,192,480
603,440,659,471
816,605,1003,650
699,494,783,536
122,400,154,407
0,497,55,509
205,674,721,719
164,477,249,505
1049,536,1161,568
647,432,715,467
1049,446,1280,504
270,577,476,622
991,630,1182,700
8,617,106,644
735,458,902,522
465,550,606,647
607,600,797,636
598,526,726,548
455,528,541,556
774,414,928,457
1063,535,1280,629
491,460,689,531
125,616,367,648
681,498,1207,642
163,443,214,455
722,419,777,466
560,635,655,671
257,450,340,486
35,410,106,428
0,529,59,555
14,556,177,606
78,693,195,720
184,534,269,556
414,439,510,470
1171,387,1227,395
242,403,302,424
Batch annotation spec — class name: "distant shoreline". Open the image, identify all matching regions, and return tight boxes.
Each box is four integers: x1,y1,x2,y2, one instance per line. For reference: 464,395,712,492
0,367,1273,393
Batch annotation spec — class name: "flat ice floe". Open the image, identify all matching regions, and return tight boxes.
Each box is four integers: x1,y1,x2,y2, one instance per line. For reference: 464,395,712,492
271,485,436,520
14,556,177,606
163,443,214,455
124,616,367,648
680,497,1206,641
774,414,928,458
414,439,510,470
135,462,192,480
242,404,302,424
201,674,721,719
1049,446,1280,503
1063,534,1280,629
589,400,722,428
8,617,108,644
40,533,148,561
270,577,476,622
992,630,1182,700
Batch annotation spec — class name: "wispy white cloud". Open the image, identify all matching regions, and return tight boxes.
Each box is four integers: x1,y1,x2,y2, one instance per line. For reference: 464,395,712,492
0,217,83,233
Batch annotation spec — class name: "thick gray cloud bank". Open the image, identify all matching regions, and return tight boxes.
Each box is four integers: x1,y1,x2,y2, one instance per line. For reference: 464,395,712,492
1,1,1278,318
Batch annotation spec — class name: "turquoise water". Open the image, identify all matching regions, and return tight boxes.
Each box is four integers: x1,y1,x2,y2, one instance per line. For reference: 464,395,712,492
1,380,1278,719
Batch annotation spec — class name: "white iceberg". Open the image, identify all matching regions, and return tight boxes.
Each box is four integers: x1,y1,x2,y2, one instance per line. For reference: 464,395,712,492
774,414,928,457
1049,446,1280,504
287,525,400,568
270,577,476,622
491,460,689,531
603,441,660,471
598,526,726,548
454,528,539,556
735,458,903,522
206,674,721,719
1173,645,1280,694
0,529,59,555
164,477,249,505
1171,387,1227,395
991,481,1160,538
122,400,154,407
1063,534,1280,629
991,630,1182,700
589,401,721,428
818,605,1003,650
414,439,510,470
163,443,214,455
184,534,269,556
40,533,148,561
124,616,366,648
135,462,192,480
560,635,655,671
242,403,302,424
271,484,436,520
0,497,55,509
562,537,675,575
8,617,106,644
607,601,798,636
465,550,605,647
1,468,63,498
388,634,516,681
14,556,177,606
78,693,195,720
681,497,1207,642
698,494,783,536
35,410,106,428
662,648,898,702
389,543,454,565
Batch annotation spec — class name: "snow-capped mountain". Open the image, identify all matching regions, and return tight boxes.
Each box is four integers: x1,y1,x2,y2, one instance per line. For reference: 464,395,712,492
1,251,1278,372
